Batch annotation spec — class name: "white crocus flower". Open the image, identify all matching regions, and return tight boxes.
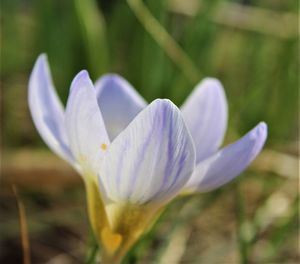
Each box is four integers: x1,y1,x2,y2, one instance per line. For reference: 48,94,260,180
29,54,267,262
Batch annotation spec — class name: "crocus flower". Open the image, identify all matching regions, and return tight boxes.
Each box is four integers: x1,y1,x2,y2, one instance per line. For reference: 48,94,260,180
29,54,267,263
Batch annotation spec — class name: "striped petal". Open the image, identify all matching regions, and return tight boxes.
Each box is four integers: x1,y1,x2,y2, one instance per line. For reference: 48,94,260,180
99,99,195,204
65,71,110,175
95,74,147,140
28,54,74,164
181,78,228,163
184,122,267,192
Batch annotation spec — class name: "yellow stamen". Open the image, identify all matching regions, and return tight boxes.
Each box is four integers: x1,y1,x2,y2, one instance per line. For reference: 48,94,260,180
101,143,108,151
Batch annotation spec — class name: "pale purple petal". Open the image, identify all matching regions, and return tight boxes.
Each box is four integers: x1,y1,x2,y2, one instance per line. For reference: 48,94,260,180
28,54,74,163
65,71,110,175
184,122,267,192
95,74,147,140
181,78,228,163
99,99,195,204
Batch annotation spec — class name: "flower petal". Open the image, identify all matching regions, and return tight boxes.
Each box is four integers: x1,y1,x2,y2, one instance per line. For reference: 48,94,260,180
95,74,147,140
65,71,110,175
184,122,267,192
28,54,74,163
99,99,195,204
181,78,228,163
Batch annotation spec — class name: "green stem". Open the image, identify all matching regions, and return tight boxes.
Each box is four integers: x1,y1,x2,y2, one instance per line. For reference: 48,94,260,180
85,241,99,264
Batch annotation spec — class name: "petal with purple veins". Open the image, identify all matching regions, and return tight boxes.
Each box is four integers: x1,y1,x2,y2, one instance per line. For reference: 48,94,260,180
65,71,110,175
28,54,74,164
99,99,195,204
184,122,267,192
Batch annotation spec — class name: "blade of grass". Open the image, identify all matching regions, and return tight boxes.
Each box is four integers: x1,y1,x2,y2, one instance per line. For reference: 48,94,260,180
12,185,31,264
159,225,190,264
85,228,99,264
167,0,298,39
234,182,249,264
151,190,225,263
263,196,299,261
74,0,109,79
127,0,201,84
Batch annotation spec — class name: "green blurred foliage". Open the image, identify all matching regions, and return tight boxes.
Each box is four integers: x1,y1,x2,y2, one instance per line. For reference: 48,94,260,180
1,0,297,149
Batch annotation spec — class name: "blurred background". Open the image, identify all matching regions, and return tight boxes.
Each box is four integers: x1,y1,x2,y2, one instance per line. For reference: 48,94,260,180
0,0,298,263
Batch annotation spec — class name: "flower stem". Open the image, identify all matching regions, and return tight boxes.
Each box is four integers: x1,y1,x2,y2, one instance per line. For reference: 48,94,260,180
85,242,99,264
101,240,135,264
